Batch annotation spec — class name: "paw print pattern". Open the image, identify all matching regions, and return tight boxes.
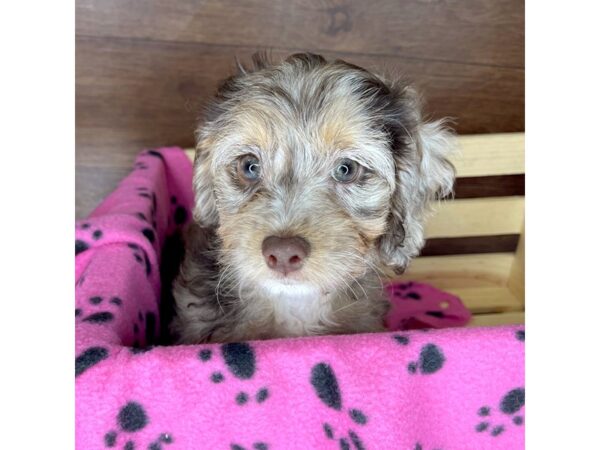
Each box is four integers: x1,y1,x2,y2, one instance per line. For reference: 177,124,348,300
76,346,109,377
135,185,159,235
75,239,89,255
146,149,165,162
475,388,525,437
127,243,152,277
515,329,525,341
75,222,105,255
198,343,270,407
77,295,124,325
393,282,421,300
103,401,174,449
407,344,446,375
310,362,368,449
76,292,156,349
169,195,189,227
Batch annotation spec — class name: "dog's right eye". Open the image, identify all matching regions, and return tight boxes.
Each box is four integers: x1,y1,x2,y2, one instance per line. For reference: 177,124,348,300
237,155,261,183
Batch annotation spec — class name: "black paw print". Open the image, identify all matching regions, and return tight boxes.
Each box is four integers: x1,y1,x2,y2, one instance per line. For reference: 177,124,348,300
103,401,174,449
515,329,525,341
310,362,368,449
76,346,109,377
127,242,152,276
169,195,189,227
475,388,525,437
198,343,270,406
135,185,159,231
146,149,165,162
75,222,104,255
75,239,89,255
393,282,422,300
76,295,123,325
407,344,446,375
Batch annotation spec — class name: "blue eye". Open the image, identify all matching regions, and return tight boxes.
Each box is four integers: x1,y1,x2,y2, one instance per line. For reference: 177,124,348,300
238,155,261,182
333,158,361,183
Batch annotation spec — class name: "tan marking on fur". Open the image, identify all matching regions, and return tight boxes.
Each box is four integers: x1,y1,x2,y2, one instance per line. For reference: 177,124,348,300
172,52,456,343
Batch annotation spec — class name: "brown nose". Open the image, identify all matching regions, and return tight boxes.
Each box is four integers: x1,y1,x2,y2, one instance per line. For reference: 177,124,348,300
262,236,310,275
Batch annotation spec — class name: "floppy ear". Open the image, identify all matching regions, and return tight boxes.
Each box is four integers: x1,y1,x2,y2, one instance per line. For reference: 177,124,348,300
378,118,456,273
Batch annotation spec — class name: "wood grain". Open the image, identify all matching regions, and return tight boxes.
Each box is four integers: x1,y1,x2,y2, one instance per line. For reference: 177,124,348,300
425,197,524,238
508,224,525,305
76,0,524,68
76,37,524,151
453,175,524,199
468,311,524,326
453,132,525,177
400,253,515,288
421,235,520,257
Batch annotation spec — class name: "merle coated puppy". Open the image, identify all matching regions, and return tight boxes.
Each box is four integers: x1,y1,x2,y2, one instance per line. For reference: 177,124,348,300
171,53,455,343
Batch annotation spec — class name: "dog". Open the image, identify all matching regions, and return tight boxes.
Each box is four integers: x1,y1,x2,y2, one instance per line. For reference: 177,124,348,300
171,52,455,344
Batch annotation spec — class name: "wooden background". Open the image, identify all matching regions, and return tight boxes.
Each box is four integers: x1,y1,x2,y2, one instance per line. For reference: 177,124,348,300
76,0,524,230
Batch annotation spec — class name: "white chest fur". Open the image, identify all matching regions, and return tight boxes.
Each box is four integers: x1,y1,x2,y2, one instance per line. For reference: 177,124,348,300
257,281,332,335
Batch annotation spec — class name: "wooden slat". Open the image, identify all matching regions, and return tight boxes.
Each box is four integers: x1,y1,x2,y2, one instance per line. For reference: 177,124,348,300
425,197,524,238
421,235,520,256
450,287,521,314
399,253,514,288
468,311,524,327
76,0,524,68
451,133,524,177
453,174,524,199
508,224,525,305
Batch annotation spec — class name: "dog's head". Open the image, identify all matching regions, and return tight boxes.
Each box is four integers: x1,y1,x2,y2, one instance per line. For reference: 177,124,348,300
193,53,455,297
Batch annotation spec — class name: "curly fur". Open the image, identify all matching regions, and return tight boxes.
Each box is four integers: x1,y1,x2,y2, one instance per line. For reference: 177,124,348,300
171,52,456,343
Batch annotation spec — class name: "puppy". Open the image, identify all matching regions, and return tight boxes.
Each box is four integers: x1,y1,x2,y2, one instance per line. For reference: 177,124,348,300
171,52,455,344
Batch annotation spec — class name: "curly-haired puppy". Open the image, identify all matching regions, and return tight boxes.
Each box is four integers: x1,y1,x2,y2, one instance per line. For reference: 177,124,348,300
171,53,455,344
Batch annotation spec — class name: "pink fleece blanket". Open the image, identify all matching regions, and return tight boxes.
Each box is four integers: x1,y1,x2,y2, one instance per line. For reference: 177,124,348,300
75,148,525,450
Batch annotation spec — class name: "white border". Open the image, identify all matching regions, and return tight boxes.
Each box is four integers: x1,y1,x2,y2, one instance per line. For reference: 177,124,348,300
527,1,600,447
0,1,74,448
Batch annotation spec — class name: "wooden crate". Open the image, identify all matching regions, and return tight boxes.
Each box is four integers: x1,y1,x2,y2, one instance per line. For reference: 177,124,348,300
185,132,525,326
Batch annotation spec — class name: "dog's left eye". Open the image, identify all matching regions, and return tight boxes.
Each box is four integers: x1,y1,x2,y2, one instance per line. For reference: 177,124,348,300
237,155,261,182
332,159,362,183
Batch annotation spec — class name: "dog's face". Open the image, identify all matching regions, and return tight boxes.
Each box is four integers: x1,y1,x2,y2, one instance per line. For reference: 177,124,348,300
193,53,455,298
